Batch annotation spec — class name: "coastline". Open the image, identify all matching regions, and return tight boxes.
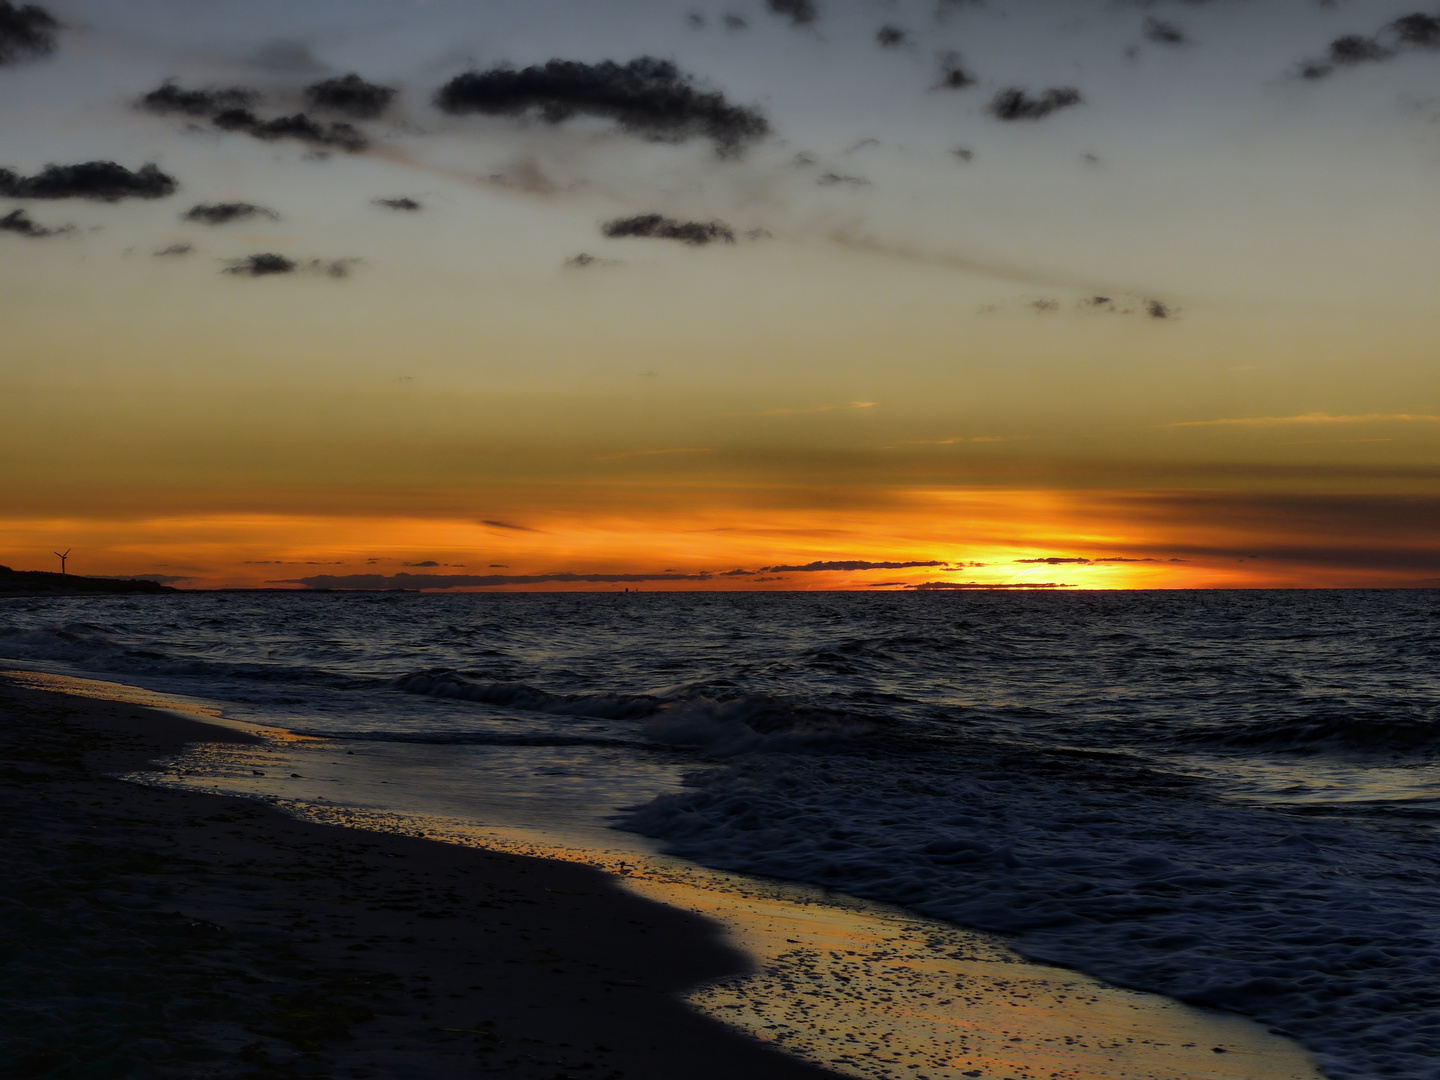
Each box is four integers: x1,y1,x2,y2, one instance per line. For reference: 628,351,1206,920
0,667,1328,1080
0,673,841,1079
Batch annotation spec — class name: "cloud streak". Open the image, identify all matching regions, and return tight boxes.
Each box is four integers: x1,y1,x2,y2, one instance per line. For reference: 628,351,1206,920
433,58,769,156
1168,413,1440,429
911,581,1073,590
139,81,367,152
736,401,877,417
139,81,256,117
222,253,358,278
287,571,714,590
0,207,70,237
1298,14,1440,80
182,202,278,225
761,560,946,572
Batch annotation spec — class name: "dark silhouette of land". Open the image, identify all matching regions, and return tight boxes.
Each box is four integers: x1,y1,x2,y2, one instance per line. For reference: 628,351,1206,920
0,565,176,596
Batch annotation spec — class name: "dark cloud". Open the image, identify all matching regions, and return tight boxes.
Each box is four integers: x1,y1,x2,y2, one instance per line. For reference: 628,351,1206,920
374,197,421,211
404,560,440,567
0,207,70,237
433,57,769,156
482,519,538,532
182,202,278,225
152,243,192,257
139,81,367,152
0,1,58,64
565,252,619,269
817,172,870,187
1299,14,1440,79
0,161,177,201
1143,18,1187,45
768,0,817,25
1016,556,1090,565
1074,294,1174,318
936,52,976,89
723,14,748,30
221,253,357,278
304,73,396,119
952,146,975,161
224,252,295,276
601,213,735,245
762,560,947,572
286,571,713,590
1393,13,1440,47
212,108,367,151
876,25,908,48
910,581,1073,590
990,87,1082,121
139,81,257,117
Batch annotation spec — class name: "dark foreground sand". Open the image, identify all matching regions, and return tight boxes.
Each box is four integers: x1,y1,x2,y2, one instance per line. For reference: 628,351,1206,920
0,675,843,1080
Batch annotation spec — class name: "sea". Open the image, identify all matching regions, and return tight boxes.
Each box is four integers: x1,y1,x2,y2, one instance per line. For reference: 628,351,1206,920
2,590,1438,1079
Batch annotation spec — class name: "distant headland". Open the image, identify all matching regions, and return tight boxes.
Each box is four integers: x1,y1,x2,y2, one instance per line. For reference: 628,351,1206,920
0,566,176,596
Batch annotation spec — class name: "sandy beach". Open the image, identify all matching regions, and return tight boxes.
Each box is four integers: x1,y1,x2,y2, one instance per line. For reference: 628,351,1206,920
0,673,843,1080
0,667,1329,1080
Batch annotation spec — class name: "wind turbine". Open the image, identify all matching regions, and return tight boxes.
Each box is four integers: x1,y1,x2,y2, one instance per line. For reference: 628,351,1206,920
54,549,70,576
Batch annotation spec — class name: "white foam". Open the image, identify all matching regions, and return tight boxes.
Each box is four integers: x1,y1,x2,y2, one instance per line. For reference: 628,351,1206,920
624,746,1440,1080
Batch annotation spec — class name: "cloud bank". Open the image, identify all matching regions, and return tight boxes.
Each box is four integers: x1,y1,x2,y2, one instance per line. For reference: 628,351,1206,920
289,571,714,590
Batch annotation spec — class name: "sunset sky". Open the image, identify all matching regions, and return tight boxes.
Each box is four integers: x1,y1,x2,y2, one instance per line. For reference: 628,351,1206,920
4,0,1440,589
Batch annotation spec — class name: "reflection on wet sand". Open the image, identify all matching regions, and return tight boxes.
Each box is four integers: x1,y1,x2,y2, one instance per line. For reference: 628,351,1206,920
142,728,1321,1080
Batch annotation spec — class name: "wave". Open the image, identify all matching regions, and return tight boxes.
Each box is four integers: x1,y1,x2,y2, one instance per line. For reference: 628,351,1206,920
623,746,1440,1080
395,671,873,756
393,670,660,719
1176,707,1440,757
284,727,644,749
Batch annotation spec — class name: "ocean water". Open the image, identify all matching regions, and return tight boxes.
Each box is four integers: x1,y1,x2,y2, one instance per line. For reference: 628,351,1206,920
2,590,1438,1079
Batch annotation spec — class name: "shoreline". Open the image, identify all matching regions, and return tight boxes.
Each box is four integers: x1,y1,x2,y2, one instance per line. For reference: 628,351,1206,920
0,673,841,1079
1,668,1327,1080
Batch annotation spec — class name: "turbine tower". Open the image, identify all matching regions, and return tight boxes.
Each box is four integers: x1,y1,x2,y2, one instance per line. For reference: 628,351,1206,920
54,549,70,576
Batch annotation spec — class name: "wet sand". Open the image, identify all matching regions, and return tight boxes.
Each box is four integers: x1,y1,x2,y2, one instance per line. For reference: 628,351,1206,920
0,673,842,1079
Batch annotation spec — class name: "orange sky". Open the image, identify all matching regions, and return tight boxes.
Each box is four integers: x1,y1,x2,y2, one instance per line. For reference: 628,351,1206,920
3,1,1440,589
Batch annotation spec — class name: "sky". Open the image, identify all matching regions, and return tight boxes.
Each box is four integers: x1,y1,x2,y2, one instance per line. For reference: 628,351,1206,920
3,0,1440,590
